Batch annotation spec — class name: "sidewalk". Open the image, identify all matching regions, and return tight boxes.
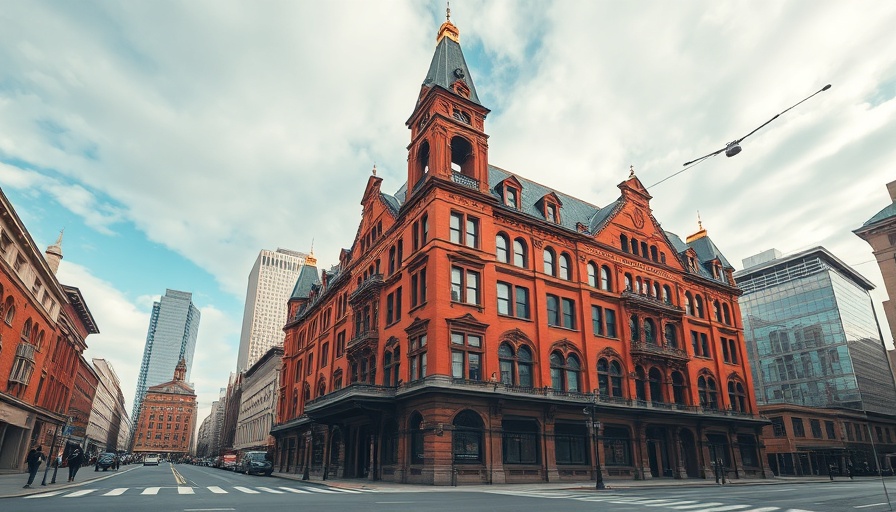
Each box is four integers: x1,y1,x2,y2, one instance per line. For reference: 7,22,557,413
270,471,836,493
0,464,138,499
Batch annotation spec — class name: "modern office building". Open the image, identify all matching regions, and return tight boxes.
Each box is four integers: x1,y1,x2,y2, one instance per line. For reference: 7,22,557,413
272,17,767,485
735,247,895,413
735,247,896,475
129,289,201,448
237,248,306,372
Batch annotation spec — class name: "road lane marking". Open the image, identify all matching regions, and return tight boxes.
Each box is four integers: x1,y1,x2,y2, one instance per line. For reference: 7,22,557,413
104,488,128,496
671,504,725,510
302,487,339,493
688,506,752,512
64,489,95,497
741,508,781,512
24,491,65,499
233,486,260,494
279,487,311,493
178,486,195,494
142,486,161,495
257,487,284,494
207,486,227,493
855,505,888,509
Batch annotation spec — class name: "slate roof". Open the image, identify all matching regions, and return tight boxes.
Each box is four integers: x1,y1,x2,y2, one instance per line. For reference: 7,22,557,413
422,34,482,107
860,201,896,229
290,262,321,300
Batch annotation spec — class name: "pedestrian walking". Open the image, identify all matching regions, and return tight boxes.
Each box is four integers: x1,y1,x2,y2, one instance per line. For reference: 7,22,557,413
67,447,84,482
23,446,45,488
828,464,835,481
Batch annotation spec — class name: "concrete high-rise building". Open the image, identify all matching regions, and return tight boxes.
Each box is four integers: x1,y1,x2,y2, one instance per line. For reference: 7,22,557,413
735,247,896,414
129,289,201,447
89,359,131,453
236,248,306,372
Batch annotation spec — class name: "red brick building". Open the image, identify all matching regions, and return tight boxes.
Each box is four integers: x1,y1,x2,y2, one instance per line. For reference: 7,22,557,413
1,188,98,471
66,354,100,457
131,359,197,458
272,19,769,485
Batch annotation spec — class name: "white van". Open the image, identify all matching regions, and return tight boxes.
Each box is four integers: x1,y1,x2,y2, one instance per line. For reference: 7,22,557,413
143,454,160,466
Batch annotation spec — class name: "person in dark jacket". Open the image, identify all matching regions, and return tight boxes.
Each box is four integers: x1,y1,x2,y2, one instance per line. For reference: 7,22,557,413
23,446,45,488
67,448,84,482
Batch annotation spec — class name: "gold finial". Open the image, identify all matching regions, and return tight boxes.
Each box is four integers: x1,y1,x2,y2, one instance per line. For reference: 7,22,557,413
306,240,317,266
437,3,460,43
687,211,707,243
629,165,635,178
372,163,377,177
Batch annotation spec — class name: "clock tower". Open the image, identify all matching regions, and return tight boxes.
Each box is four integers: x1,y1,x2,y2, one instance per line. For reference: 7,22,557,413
406,11,491,200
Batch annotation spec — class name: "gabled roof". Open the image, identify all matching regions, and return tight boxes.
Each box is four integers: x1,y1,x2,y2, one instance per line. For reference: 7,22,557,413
421,25,482,107
147,379,194,396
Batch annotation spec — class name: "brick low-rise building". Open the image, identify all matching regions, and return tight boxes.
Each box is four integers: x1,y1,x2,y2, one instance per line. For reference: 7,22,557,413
271,18,768,485
131,359,197,459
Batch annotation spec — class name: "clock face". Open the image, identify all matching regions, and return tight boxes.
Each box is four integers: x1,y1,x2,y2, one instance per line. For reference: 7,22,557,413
453,109,471,125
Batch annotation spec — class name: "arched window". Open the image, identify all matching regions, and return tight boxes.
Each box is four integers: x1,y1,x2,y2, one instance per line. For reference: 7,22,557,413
496,234,510,263
635,276,642,294
518,346,533,388
559,253,571,280
713,300,722,322
650,245,658,262
652,282,660,298
728,380,748,412
513,238,528,268
409,412,425,464
620,234,629,252
685,292,694,316
317,380,326,397
550,352,580,392
664,324,678,348
671,372,687,405
450,136,475,177
723,304,731,325
648,367,664,403
418,140,430,178
21,318,32,341
662,285,672,304
566,354,581,392
587,262,598,287
624,273,633,292
597,358,623,397
601,266,612,291
388,246,397,274
543,248,556,276
698,375,718,410
453,410,484,463
644,318,656,344
499,343,514,385
635,366,647,402
4,297,15,324
631,238,639,255
694,295,705,318
629,315,640,342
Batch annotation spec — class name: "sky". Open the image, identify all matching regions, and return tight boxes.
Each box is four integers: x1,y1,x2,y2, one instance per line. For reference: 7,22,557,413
2,0,896,431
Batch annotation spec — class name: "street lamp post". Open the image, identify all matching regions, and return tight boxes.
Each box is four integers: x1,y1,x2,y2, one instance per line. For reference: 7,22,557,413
583,394,605,490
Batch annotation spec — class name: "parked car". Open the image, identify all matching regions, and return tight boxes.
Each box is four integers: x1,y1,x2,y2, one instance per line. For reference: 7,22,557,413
238,451,272,476
95,452,119,471
143,454,160,466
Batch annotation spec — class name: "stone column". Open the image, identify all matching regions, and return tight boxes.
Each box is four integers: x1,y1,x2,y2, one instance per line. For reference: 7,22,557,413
489,404,506,484
636,422,651,479
674,427,687,479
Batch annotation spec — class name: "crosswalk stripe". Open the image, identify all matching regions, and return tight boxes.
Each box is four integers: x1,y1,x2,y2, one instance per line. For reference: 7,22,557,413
207,486,227,494
141,487,161,495
688,506,752,512
64,490,95,497
257,487,284,494
302,487,339,493
330,488,362,494
23,491,65,499
104,488,128,496
651,502,701,507
672,504,725,510
178,487,195,494
742,508,781,512
279,487,311,494
234,486,260,494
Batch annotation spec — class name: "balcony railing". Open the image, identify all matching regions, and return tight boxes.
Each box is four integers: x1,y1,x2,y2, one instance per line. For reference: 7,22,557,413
298,375,760,421
621,291,684,314
451,171,479,190
346,330,378,351
15,342,36,362
349,274,384,302
630,341,689,361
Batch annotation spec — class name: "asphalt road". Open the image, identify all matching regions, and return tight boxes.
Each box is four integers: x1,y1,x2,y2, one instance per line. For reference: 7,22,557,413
7,463,896,512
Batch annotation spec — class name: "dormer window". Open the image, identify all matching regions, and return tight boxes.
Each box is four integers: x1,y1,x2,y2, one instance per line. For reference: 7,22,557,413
546,204,557,223
505,187,518,208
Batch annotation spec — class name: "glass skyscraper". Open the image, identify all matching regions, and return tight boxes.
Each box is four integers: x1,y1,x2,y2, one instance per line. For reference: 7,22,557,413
129,289,201,447
735,247,895,415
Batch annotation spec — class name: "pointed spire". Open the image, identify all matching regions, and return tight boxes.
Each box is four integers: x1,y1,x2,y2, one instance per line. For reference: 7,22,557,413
422,7,482,106
438,2,460,43
45,228,64,274
305,242,317,267
686,211,708,243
